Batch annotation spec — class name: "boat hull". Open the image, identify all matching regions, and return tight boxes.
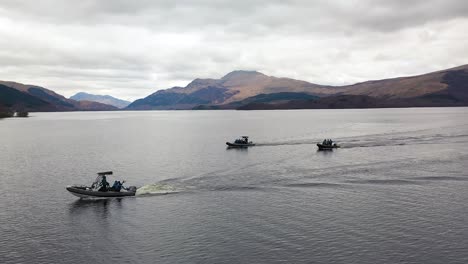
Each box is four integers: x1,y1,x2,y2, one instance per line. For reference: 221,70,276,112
317,143,340,150
66,186,136,198
226,142,255,148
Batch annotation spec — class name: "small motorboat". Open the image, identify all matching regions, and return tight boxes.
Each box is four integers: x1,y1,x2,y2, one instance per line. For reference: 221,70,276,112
317,143,340,150
66,186,137,198
317,139,340,150
66,171,137,199
226,136,255,148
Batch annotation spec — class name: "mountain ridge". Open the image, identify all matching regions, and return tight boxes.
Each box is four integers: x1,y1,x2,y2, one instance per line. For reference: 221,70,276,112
2,64,467,112
0,81,118,111
126,70,333,110
127,64,468,110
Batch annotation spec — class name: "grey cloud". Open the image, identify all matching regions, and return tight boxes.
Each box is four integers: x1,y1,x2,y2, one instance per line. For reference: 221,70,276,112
0,1,467,100
2,0,468,32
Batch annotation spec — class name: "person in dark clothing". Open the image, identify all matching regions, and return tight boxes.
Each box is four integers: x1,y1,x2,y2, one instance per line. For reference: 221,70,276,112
98,175,110,192
110,181,123,192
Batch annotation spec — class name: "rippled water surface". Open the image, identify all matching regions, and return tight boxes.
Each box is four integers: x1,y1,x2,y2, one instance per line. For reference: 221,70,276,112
1,108,468,263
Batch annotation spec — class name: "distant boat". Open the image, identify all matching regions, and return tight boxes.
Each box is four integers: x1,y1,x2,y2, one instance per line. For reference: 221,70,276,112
226,136,255,148
66,171,137,198
317,139,340,150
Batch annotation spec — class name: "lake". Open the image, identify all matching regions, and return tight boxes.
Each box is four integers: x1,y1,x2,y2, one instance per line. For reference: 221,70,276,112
1,108,468,263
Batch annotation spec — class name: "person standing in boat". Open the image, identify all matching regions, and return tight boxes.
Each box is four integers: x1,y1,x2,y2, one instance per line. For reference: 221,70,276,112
99,175,110,192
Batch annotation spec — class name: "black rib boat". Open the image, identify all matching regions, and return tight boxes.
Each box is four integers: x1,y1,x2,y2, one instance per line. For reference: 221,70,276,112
66,186,136,198
226,136,255,148
317,143,340,150
66,171,137,198
317,139,340,150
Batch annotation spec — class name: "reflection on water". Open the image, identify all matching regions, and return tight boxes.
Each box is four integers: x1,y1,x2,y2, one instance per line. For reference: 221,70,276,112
69,198,118,212
226,146,249,151
316,148,336,155
68,199,124,219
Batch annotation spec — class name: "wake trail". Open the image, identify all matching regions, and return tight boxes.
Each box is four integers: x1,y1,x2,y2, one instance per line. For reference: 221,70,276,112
136,183,181,196
256,140,319,147
254,130,468,149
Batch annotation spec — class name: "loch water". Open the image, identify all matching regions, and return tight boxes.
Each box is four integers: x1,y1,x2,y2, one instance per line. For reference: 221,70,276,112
1,108,468,264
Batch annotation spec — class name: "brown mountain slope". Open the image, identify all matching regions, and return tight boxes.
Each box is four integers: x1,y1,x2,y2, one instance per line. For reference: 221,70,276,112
0,81,77,110
0,81,118,111
338,64,468,98
127,71,335,109
218,71,336,103
128,65,468,110
239,65,468,110
168,71,330,98
0,84,55,111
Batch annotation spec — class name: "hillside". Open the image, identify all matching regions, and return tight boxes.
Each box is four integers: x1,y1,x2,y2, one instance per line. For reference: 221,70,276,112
0,84,55,111
70,92,131,108
2,64,468,112
336,66,467,98
126,71,333,110
240,68,468,110
0,81,118,112
127,65,468,110
0,81,76,111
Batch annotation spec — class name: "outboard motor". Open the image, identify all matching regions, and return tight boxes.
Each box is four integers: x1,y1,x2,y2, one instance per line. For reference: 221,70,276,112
127,186,137,193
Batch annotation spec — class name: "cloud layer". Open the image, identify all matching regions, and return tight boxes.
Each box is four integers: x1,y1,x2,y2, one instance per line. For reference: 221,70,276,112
1,0,467,100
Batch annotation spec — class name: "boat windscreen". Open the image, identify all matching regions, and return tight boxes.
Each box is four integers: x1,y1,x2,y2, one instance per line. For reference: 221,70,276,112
91,175,105,190
94,175,104,184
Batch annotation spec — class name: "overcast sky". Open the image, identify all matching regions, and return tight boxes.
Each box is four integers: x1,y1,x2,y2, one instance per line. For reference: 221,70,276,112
0,0,467,100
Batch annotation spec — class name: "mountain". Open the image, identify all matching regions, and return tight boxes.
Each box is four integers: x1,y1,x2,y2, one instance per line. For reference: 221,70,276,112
70,92,131,109
194,92,320,110
0,84,54,111
128,65,468,110
337,65,468,99
126,70,334,110
3,64,468,112
240,67,468,110
0,81,118,111
0,81,77,111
